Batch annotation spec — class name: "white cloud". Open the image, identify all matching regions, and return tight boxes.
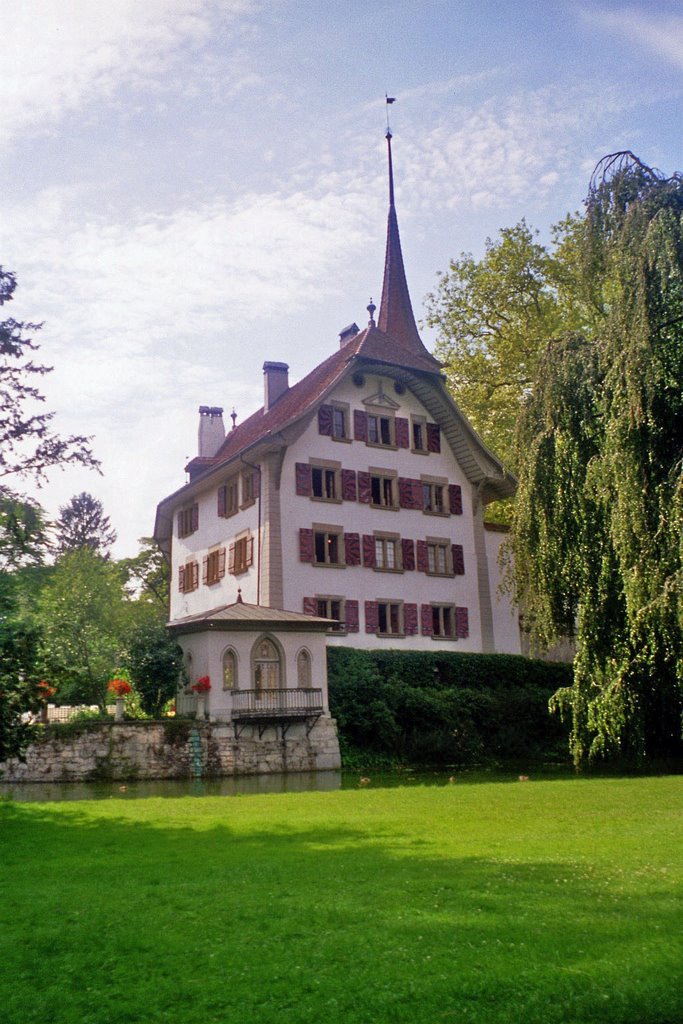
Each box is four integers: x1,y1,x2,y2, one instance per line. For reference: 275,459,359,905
579,6,683,69
1,0,255,145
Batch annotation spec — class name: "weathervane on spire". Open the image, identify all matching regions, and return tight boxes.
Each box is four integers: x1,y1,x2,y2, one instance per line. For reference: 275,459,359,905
385,95,396,207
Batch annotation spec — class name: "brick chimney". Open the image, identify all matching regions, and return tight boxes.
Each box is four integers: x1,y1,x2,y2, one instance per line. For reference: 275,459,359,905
263,361,289,411
198,406,225,457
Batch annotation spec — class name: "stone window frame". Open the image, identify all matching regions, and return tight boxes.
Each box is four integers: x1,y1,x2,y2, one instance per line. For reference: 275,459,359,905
222,646,239,691
369,465,399,510
312,521,346,568
251,633,286,691
411,414,428,454
331,401,351,443
425,535,453,577
377,598,405,637
310,457,342,504
421,473,449,517
296,647,313,688
373,530,403,573
366,407,397,450
430,603,457,639
241,469,256,510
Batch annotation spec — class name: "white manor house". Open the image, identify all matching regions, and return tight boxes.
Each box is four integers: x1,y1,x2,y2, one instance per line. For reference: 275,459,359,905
154,132,520,750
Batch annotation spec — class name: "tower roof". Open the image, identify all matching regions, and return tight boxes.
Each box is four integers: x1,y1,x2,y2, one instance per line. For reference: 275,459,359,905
377,131,429,359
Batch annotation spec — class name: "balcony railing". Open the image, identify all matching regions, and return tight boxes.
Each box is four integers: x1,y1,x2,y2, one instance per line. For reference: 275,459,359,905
231,688,324,719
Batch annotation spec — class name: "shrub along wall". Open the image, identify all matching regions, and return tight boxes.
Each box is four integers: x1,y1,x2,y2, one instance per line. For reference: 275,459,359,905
327,649,573,767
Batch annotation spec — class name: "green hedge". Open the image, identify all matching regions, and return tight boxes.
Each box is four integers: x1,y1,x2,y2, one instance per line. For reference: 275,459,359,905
327,648,573,767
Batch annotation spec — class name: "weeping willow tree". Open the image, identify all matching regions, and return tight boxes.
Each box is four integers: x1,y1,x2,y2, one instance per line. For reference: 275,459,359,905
513,153,683,764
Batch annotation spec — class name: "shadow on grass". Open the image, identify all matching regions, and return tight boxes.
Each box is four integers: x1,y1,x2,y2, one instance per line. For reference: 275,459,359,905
1,799,681,1024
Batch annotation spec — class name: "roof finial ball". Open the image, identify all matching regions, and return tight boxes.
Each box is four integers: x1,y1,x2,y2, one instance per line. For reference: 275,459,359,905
367,298,376,326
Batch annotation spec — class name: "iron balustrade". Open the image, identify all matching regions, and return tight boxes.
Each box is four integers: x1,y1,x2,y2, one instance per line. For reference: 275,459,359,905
230,687,323,719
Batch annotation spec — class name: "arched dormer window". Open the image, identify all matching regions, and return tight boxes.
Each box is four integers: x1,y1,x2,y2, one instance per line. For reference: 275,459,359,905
297,648,312,688
252,636,282,692
222,648,238,691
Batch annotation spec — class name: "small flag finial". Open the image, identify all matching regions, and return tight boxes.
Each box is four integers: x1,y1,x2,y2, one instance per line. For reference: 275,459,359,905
230,408,237,430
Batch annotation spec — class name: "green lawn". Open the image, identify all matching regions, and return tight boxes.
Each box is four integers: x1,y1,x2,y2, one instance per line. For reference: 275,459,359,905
1,777,681,1024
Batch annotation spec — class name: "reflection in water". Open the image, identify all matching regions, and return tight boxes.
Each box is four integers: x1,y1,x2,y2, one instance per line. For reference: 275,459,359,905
0,770,342,803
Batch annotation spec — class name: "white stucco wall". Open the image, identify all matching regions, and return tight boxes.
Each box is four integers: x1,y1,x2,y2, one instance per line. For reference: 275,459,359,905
483,526,521,654
280,372,487,651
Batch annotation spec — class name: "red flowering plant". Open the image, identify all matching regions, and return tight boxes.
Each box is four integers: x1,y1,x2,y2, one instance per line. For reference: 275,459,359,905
191,676,211,694
37,680,57,702
108,678,132,697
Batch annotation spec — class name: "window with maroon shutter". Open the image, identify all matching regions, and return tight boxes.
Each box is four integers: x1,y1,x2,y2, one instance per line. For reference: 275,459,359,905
404,603,418,635
295,462,312,496
395,416,410,449
354,409,368,442
205,548,226,585
401,538,415,571
357,471,372,504
191,504,199,532
313,596,345,631
217,486,227,517
241,470,257,507
421,604,433,635
178,565,185,592
202,555,209,584
416,539,428,572
426,422,441,453
452,544,465,575
448,484,463,515
377,601,403,635
344,532,361,566
180,560,199,593
345,599,359,633
302,597,317,616
232,536,253,575
341,468,357,501
455,606,469,638
362,534,376,567
364,600,379,633
318,405,333,436
426,540,450,574
398,477,423,510
228,544,235,573
299,528,314,563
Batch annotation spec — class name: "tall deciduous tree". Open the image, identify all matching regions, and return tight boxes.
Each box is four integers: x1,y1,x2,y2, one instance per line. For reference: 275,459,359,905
513,153,683,764
55,492,117,557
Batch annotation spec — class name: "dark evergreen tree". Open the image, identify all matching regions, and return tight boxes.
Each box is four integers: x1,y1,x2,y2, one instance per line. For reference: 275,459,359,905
55,492,117,557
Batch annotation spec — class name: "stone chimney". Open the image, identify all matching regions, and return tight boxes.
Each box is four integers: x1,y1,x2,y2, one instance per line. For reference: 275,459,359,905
198,406,225,457
263,361,289,411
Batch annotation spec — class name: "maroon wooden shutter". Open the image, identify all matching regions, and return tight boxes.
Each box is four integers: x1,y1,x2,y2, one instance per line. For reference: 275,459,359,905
341,468,357,501
357,471,372,504
191,503,199,532
354,409,368,442
218,548,226,578
345,600,359,633
448,484,463,515
303,597,317,616
344,532,361,566
399,477,423,510
217,486,227,517
416,540,428,572
365,600,379,633
295,462,312,496
299,528,314,563
404,603,418,635
191,562,199,590
395,417,410,449
421,604,433,635
318,405,333,435
401,538,415,571
426,423,441,453
246,537,254,567
455,606,469,639
362,534,376,567
452,544,465,575
178,566,185,592
228,544,235,573
201,556,209,585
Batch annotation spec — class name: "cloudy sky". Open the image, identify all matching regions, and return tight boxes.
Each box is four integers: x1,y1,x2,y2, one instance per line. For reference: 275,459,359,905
2,0,682,558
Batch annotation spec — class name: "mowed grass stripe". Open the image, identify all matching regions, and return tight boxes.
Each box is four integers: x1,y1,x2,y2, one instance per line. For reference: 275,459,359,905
1,777,681,1024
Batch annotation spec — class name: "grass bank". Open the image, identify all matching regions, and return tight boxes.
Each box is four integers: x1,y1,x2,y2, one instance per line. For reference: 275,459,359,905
1,776,681,1024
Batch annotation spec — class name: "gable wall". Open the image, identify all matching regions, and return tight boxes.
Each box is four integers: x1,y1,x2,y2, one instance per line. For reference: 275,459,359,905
279,372,489,650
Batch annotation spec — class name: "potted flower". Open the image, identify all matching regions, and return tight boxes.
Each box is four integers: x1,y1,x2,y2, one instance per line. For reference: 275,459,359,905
108,678,132,721
191,676,211,720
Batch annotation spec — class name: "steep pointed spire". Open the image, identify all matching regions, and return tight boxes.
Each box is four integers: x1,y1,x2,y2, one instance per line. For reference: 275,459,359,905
377,130,423,353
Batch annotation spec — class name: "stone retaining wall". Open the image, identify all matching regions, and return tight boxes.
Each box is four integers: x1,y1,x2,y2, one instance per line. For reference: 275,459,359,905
0,716,341,783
